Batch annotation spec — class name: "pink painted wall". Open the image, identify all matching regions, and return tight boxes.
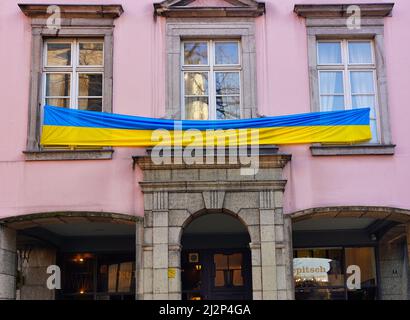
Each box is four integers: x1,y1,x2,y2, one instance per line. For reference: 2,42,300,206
0,0,409,219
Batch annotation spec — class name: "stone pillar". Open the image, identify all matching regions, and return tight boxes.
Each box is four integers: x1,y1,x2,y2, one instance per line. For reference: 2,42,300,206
152,191,169,300
135,221,144,300
259,190,277,299
0,225,16,300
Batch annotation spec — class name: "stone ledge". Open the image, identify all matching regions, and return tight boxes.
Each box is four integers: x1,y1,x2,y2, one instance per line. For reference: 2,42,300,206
294,3,394,18
18,4,124,19
310,144,395,156
139,180,287,193
23,149,114,161
154,0,265,18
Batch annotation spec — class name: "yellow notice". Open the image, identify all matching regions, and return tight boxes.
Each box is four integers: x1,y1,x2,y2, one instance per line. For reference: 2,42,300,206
168,268,176,279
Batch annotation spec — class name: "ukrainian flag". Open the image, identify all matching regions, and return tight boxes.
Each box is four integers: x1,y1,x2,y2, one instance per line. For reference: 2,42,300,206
40,105,371,147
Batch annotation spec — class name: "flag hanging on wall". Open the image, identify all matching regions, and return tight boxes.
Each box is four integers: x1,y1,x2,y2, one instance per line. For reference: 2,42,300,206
40,105,371,147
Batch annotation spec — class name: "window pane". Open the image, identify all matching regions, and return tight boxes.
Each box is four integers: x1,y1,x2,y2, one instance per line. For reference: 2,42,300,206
370,119,378,143
349,41,372,64
215,72,240,95
184,42,208,65
293,249,344,288
228,253,242,270
45,98,70,108
320,96,345,111
216,96,240,120
214,254,228,270
232,270,244,286
79,74,103,97
78,98,103,112
215,42,239,65
185,97,209,120
46,73,71,96
317,42,342,64
352,95,376,118
345,248,377,287
79,42,104,66
350,71,374,94
184,72,208,96
47,43,71,66
215,270,225,287
319,72,344,94
117,262,133,293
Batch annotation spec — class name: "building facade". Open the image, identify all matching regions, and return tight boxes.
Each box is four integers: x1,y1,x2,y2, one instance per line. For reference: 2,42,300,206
0,0,410,300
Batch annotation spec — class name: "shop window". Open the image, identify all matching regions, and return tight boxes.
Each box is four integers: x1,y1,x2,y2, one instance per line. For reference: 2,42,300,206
293,247,377,300
59,253,135,300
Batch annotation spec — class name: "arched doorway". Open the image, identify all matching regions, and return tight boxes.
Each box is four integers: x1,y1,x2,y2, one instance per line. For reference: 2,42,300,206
180,212,252,300
0,212,140,300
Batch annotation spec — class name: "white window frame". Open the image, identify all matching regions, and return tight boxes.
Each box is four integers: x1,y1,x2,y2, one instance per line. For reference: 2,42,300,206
317,39,380,143
42,38,104,111
181,39,242,120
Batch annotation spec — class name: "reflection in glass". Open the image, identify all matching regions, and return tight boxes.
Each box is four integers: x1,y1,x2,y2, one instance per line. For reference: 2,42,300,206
320,96,345,111
78,98,102,112
293,247,377,300
185,97,209,120
349,41,372,64
345,248,377,287
45,98,70,108
216,96,240,120
215,72,240,95
317,42,342,64
47,43,71,66
184,42,208,65
46,73,71,97
79,42,104,66
185,72,208,96
79,74,103,96
215,42,239,65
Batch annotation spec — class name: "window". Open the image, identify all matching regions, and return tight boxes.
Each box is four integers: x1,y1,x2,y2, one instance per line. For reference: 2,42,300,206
182,40,241,120
214,253,244,287
317,40,378,143
43,39,104,112
296,3,395,155
59,253,135,300
20,4,122,159
293,247,377,300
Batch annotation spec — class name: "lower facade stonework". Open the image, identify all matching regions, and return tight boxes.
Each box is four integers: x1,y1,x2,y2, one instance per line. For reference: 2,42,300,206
0,225,16,300
134,152,294,300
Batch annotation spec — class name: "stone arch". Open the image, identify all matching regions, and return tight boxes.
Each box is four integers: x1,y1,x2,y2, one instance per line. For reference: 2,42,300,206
0,211,141,229
290,206,410,224
178,208,253,245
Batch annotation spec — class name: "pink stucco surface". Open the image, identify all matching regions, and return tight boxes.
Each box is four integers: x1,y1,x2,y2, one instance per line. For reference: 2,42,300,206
0,0,409,219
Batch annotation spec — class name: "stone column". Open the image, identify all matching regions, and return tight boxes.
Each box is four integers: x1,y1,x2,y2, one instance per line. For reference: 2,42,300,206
259,190,277,299
152,191,169,300
0,225,16,300
135,221,144,300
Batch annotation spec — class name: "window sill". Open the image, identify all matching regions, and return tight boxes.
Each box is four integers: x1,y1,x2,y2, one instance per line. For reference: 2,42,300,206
310,144,395,156
23,149,114,161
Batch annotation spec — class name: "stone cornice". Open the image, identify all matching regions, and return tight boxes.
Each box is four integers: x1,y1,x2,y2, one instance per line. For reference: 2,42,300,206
18,4,124,19
133,152,291,170
154,0,265,18
294,3,394,18
139,180,287,193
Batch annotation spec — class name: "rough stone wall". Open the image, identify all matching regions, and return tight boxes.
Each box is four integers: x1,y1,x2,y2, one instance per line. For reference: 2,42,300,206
0,225,16,300
18,247,56,300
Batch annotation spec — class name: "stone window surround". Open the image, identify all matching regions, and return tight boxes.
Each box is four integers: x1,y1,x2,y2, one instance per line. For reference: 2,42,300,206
18,4,123,161
165,18,258,119
295,3,396,156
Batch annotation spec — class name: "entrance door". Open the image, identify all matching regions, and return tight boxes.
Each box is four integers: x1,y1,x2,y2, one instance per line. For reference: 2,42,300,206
182,249,252,300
